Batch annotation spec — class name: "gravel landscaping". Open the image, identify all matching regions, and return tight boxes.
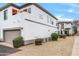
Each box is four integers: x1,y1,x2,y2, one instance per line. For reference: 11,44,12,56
0,45,20,56
9,36,75,56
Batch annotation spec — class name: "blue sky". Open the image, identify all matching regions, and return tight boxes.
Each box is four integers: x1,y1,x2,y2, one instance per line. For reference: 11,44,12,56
0,3,79,21
38,3,79,21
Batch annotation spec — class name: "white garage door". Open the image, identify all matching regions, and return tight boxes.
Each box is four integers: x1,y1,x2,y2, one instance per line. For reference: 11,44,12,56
4,29,21,45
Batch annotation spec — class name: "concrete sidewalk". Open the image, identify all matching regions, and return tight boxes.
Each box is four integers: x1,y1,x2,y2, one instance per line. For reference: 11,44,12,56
0,42,13,48
72,36,79,56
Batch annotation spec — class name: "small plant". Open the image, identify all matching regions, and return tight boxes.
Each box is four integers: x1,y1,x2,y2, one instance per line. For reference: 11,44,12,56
35,38,43,45
13,36,24,48
51,33,58,41
59,34,66,39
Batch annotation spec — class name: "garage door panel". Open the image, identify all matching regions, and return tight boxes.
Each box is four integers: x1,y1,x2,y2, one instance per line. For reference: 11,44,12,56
4,30,21,45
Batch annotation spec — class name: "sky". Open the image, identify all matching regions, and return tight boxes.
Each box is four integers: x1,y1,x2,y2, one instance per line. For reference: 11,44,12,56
39,3,79,21
0,3,79,21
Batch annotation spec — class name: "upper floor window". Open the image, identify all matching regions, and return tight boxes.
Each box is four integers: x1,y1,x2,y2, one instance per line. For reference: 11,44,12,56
49,17,53,25
47,15,49,23
51,21,53,25
12,9,18,15
47,15,53,24
61,23,64,29
39,14,43,19
50,18,52,24
4,10,8,20
27,8,31,13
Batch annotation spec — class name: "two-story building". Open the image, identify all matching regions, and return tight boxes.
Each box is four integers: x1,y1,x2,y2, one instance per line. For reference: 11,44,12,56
57,21,73,36
0,3,58,45
73,20,79,34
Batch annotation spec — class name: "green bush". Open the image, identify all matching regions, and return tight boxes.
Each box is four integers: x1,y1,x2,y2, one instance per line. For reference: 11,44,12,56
13,36,24,48
35,38,43,45
51,33,58,41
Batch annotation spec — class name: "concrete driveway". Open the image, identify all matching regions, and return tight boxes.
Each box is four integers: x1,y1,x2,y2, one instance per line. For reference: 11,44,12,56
0,45,20,56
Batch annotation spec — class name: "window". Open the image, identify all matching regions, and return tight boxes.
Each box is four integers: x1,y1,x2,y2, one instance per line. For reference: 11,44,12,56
28,8,31,13
47,15,49,23
49,17,53,25
61,23,64,29
4,10,8,20
47,15,54,25
51,21,53,25
50,18,52,24
61,30,62,34
39,14,43,19
12,9,18,15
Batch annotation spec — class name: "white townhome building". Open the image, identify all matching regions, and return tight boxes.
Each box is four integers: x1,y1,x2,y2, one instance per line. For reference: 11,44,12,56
57,21,73,36
0,3,58,45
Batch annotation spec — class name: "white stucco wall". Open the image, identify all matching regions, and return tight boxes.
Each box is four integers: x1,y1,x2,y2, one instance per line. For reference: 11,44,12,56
0,4,58,42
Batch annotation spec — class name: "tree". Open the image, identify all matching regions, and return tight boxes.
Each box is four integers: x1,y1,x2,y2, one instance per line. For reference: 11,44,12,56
73,26,77,35
72,19,78,35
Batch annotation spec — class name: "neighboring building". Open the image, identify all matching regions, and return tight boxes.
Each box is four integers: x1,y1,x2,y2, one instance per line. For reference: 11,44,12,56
73,20,79,33
57,21,73,36
0,3,58,45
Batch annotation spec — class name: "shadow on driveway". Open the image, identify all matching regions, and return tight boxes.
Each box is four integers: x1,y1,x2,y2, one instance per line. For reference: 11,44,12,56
0,45,20,56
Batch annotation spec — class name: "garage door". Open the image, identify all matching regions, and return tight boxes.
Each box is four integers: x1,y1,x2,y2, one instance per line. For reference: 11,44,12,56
4,29,21,45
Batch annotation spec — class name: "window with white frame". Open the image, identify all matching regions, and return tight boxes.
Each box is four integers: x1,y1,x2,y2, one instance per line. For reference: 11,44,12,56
50,17,53,25
50,17,51,24
39,14,43,19
47,15,54,25
4,10,8,20
47,15,50,23
28,8,31,13
51,21,53,25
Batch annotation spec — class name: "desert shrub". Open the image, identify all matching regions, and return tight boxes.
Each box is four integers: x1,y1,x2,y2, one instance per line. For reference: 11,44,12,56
35,38,43,45
13,36,24,48
59,34,66,39
51,33,58,41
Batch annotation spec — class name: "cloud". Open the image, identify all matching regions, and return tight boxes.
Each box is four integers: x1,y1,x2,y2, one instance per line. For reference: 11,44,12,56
69,3,79,8
56,14,64,18
15,3,24,6
67,8,79,14
64,3,79,13
56,14,73,21
58,18,73,21
64,3,79,8
67,9,73,13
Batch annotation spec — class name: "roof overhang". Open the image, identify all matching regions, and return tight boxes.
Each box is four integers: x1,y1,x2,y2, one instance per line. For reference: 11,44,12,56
0,3,58,20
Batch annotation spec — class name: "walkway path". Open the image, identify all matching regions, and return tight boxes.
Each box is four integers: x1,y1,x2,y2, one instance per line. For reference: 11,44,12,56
0,42,13,48
9,37,74,56
72,36,79,56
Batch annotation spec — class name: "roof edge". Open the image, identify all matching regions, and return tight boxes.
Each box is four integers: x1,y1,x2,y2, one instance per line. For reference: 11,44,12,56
0,3,58,20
